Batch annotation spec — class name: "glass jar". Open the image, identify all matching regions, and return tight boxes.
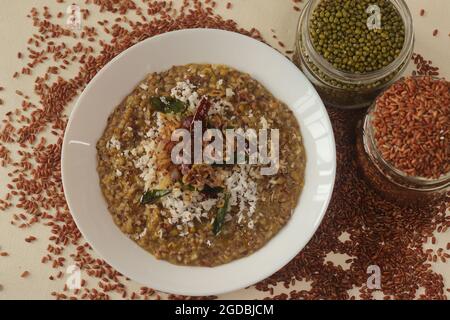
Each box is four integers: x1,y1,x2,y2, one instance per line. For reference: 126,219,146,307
293,0,415,109
356,101,450,207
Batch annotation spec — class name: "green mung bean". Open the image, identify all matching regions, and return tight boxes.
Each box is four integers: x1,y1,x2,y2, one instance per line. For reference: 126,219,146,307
310,0,405,73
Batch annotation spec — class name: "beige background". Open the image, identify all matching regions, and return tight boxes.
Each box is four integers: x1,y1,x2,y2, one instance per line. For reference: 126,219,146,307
0,0,449,299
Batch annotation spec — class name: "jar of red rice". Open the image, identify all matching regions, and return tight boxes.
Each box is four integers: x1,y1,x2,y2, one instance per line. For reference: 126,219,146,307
356,76,450,206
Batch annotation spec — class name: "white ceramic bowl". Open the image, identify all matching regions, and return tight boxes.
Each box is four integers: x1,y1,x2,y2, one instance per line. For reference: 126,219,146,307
61,29,336,296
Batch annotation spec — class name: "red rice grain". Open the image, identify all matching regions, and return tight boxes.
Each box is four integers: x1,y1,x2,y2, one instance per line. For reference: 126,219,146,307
411,53,440,76
25,236,37,243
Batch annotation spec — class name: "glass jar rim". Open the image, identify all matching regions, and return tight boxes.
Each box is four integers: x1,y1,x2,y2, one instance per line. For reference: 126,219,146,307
302,0,415,84
364,77,450,189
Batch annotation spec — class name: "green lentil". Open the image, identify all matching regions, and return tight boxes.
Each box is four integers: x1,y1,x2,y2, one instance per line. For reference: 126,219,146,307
310,0,405,73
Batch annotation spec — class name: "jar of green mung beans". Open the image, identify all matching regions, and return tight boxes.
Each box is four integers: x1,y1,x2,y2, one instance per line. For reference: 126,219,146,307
294,0,414,109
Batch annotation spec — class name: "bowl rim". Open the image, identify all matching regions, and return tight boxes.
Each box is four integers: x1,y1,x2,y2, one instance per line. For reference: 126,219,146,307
61,28,336,296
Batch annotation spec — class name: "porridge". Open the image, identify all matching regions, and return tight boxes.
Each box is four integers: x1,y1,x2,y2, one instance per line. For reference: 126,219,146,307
97,64,306,267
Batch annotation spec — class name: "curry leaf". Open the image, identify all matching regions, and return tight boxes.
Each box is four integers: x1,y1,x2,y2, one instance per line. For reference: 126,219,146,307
202,185,224,197
181,182,196,192
141,189,171,205
149,97,186,113
213,193,231,235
